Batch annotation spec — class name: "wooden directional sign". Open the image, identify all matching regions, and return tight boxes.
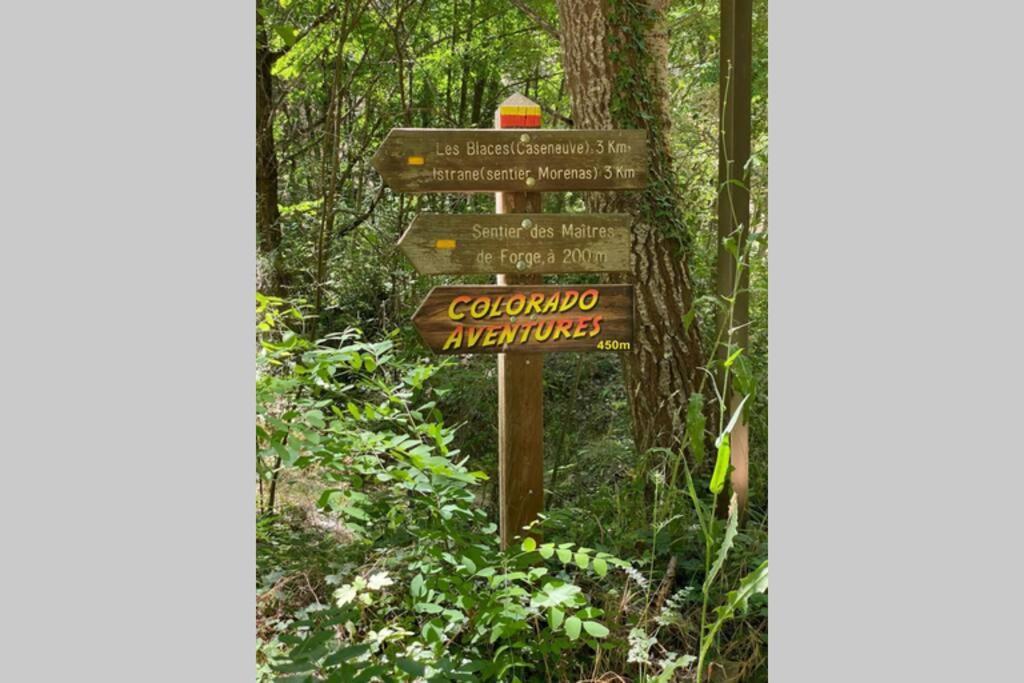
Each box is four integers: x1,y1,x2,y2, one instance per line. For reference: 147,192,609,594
412,285,634,354
371,129,648,193
398,213,632,275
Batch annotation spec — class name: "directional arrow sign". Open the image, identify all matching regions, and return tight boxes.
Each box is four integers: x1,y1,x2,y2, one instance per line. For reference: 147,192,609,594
398,213,632,275
412,285,634,354
371,129,647,193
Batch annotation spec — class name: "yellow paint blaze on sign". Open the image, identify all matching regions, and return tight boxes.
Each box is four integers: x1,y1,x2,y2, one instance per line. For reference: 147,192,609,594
435,239,456,250
498,104,541,117
407,155,425,165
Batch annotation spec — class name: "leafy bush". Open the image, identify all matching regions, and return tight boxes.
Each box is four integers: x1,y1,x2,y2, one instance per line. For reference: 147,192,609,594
256,294,767,682
257,295,635,681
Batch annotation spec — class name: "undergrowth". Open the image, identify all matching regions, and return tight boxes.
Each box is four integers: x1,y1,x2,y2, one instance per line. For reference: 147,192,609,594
256,294,767,682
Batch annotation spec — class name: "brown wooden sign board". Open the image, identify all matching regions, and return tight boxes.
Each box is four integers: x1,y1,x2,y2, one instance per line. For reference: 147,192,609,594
371,129,648,193
412,285,634,354
398,213,632,275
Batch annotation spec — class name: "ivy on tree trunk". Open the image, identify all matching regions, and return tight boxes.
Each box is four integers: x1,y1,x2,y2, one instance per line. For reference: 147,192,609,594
556,0,704,453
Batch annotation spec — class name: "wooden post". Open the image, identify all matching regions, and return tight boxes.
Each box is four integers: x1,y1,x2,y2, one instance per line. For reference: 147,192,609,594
495,93,544,549
715,0,753,522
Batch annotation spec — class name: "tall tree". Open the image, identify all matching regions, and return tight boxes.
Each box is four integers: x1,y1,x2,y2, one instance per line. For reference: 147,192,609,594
256,2,283,294
556,0,703,453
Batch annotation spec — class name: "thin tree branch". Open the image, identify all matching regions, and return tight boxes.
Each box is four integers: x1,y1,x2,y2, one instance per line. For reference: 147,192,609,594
508,0,560,40
336,184,386,240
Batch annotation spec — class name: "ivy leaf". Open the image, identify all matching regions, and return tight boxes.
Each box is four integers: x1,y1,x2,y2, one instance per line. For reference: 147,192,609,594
333,584,357,607
583,621,610,638
683,306,697,332
366,571,393,590
565,616,582,640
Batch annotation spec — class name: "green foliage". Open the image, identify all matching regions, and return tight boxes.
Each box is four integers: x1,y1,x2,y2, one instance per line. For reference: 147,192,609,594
257,295,633,681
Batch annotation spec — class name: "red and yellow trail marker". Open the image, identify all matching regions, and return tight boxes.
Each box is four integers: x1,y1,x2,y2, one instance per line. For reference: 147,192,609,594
498,95,542,128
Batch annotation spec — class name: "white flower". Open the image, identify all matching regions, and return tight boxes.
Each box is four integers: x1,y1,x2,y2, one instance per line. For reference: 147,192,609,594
623,565,649,589
627,627,656,664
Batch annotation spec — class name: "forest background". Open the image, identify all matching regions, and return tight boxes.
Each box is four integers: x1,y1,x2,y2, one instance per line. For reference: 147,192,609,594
256,1,768,680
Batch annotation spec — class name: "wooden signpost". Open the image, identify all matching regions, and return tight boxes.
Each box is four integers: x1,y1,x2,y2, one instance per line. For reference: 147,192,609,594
371,129,647,193
411,284,634,354
372,93,646,548
398,213,632,275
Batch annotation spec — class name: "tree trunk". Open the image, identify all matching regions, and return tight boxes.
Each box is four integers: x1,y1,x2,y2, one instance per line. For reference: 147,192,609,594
312,22,350,337
556,0,703,453
256,5,283,295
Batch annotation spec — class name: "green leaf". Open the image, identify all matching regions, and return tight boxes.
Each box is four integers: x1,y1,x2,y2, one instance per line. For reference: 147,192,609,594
564,616,582,640
395,658,426,676
574,551,589,569
724,560,769,615
531,582,581,608
521,537,537,552
410,574,425,598
718,394,750,444
556,548,572,564
653,654,696,683
415,602,444,614
322,643,371,666
724,347,744,368
710,433,731,494
705,494,738,590
582,620,609,638
592,558,608,577
548,607,564,630
346,402,361,420
538,544,555,559
273,24,298,47
682,306,697,332
709,560,769,635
